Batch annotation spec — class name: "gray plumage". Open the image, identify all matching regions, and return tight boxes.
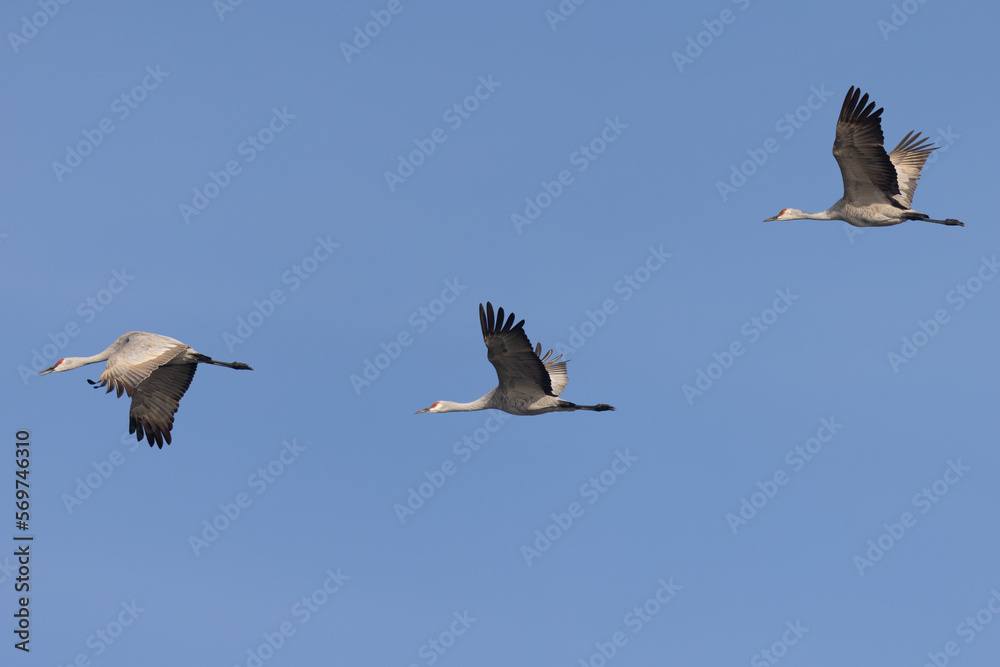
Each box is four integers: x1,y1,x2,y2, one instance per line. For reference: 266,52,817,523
39,331,252,447
415,302,614,415
764,86,963,227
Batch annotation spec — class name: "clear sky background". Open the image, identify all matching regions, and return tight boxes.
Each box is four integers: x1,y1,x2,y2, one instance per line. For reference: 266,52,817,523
2,1,999,665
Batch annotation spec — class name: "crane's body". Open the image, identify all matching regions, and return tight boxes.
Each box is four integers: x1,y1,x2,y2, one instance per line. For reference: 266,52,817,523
39,331,252,447
416,303,614,416
764,86,963,228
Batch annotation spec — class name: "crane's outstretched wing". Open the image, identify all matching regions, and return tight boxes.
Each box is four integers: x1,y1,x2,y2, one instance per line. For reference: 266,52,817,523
480,302,559,397
128,363,198,448
89,332,188,398
85,332,191,447
886,131,936,209
832,86,900,207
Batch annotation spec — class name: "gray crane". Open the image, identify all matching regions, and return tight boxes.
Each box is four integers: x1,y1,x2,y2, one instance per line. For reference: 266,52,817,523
764,86,963,227
39,331,252,447
416,302,614,415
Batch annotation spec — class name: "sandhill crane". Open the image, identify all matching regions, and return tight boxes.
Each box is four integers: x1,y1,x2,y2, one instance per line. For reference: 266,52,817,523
764,86,963,227
39,332,252,447
416,302,614,415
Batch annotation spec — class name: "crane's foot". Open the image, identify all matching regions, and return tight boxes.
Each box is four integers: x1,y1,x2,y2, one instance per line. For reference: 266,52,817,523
925,217,965,226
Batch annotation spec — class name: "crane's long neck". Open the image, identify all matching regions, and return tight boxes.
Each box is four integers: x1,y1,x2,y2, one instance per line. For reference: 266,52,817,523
805,211,838,220
436,389,502,412
792,208,839,220
60,345,117,370
435,397,490,412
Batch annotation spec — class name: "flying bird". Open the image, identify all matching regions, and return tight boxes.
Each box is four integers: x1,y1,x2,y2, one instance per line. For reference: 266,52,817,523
764,86,963,227
39,331,252,447
416,302,615,415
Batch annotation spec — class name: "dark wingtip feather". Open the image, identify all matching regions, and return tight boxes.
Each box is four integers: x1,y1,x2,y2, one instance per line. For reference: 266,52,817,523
481,301,528,336
131,415,166,448
840,86,860,122
840,86,883,125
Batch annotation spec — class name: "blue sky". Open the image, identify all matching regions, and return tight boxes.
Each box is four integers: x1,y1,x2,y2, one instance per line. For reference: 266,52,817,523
3,1,999,665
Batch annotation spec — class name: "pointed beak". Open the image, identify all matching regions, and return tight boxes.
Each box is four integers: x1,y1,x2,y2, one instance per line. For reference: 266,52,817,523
762,215,779,222
38,364,58,376
415,407,430,414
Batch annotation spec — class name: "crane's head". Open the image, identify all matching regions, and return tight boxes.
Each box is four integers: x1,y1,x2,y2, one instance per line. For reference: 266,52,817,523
415,401,443,414
38,357,86,375
763,208,804,222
